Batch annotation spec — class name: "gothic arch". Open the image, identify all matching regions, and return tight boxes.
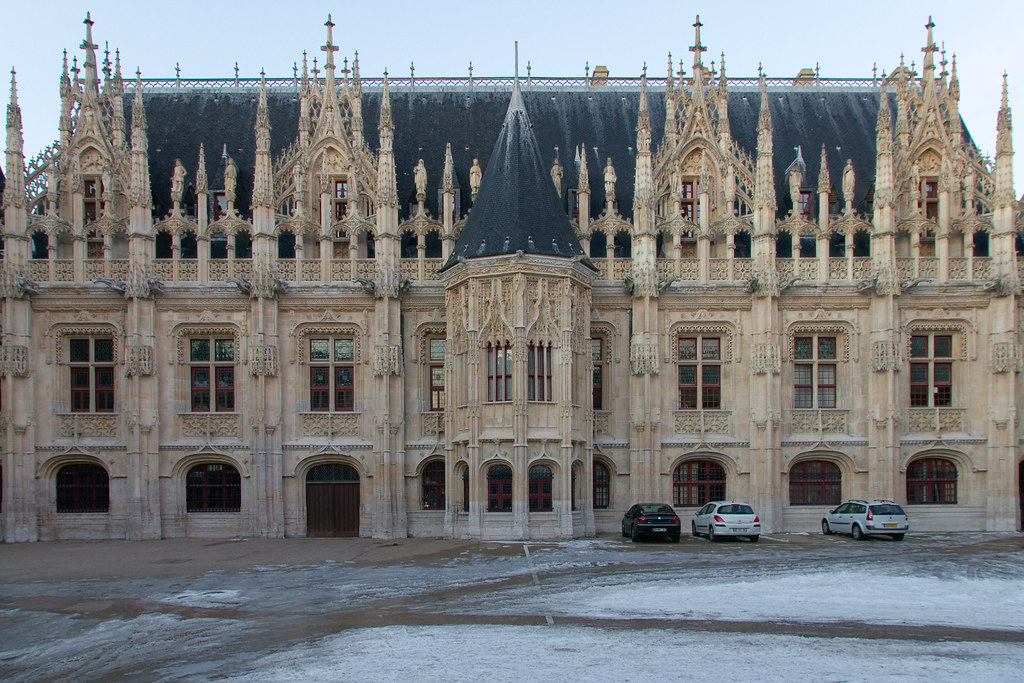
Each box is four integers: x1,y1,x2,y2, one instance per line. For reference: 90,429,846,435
899,446,978,475
293,451,369,481
668,450,739,479
36,449,113,480
170,449,249,481
784,448,857,478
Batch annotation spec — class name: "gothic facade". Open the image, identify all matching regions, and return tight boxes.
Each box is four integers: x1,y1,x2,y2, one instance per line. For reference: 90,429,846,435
1,16,1022,542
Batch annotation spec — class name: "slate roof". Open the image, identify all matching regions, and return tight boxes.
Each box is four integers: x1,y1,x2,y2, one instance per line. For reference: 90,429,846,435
130,85,976,224
442,81,588,267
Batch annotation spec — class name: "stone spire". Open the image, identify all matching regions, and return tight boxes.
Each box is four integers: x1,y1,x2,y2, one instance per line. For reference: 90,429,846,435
129,71,150,209
717,51,730,141
920,16,939,100
196,142,208,193
80,12,100,96
664,53,677,149
109,49,126,149
754,75,776,213
633,73,654,223
995,73,1014,208
817,144,830,195
376,71,397,210
442,142,454,193
3,69,25,211
252,70,273,209
350,51,363,144
875,82,895,210
578,141,589,188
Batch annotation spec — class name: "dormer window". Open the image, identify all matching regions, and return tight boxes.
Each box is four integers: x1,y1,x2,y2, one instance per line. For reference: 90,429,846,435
799,191,813,220
681,180,700,222
569,189,580,220
83,177,102,223
213,192,227,220
924,179,938,221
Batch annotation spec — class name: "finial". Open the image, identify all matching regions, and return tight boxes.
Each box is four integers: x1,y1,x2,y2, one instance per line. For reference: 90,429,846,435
690,14,705,68
642,61,647,77
585,61,589,79
758,62,763,78
102,41,111,80
1002,71,1009,107
234,61,239,84
527,60,531,81
514,41,519,82
175,62,180,85
293,62,298,81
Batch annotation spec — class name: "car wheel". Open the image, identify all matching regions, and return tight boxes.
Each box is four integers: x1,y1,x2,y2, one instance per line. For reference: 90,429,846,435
748,535,759,543
891,533,905,541
670,533,680,543
821,519,832,535
708,526,717,542
621,523,628,538
691,521,699,538
851,524,865,541
630,524,639,542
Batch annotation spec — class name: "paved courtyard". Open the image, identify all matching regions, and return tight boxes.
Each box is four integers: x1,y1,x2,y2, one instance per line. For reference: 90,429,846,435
2,532,1023,681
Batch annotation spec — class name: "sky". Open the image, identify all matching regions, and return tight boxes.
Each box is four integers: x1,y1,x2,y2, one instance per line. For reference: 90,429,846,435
1,0,1022,193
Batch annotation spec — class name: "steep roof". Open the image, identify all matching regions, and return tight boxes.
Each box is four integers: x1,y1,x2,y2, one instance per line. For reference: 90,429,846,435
129,85,977,222
443,81,587,267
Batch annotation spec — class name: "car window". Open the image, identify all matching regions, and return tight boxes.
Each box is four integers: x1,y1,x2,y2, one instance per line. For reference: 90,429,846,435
698,504,711,514
641,504,674,514
832,503,847,513
719,504,754,515
870,504,905,516
851,504,866,514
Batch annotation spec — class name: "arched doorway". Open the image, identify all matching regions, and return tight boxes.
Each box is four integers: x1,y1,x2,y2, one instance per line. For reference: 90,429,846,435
306,463,360,537
1019,460,1024,531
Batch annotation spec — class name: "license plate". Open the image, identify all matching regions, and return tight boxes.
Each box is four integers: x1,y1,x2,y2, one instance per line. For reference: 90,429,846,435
883,523,897,528
652,527,666,532
733,528,747,533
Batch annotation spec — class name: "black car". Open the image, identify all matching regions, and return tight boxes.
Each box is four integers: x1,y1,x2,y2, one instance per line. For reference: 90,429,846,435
621,503,681,542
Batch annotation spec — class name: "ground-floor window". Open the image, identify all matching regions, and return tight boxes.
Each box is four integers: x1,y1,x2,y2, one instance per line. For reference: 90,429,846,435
186,463,242,512
422,461,445,510
789,460,841,505
56,463,109,513
487,465,512,511
672,460,725,507
593,462,610,509
906,457,957,504
529,465,553,511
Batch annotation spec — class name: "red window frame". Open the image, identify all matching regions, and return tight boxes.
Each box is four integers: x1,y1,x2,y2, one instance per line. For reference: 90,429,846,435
487,343,512,402
428,337,446,412
672,460,726,507
789,460,842,505
189,338,235,413
906,458,958,504
186,463,241,512
528,343,552,402
309,338,355,412
55,463,109,513
677,336,721,410
793,336,837,409
799,190,813,220
83,177,102,223
334,179,349,220
591,337,604,411
593,462,610,509
69,338,115,413
528,465,553,511
422,461,445,510
924,179,939,220
681,180,698,221
909,334,953,407
487,465,512,511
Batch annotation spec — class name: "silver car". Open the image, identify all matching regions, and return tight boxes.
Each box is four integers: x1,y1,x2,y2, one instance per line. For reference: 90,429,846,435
822,499,908,540
692,501,761,542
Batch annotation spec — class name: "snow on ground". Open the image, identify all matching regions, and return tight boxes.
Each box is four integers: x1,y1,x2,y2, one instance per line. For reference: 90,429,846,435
477,570,1024,631
224,624,1024,682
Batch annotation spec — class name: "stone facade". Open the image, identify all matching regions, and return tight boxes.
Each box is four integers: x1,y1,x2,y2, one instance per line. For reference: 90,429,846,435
1,16,1022,542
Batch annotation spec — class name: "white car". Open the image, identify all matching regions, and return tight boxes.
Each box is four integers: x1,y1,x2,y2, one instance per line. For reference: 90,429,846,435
822,500,908,540
692,501,761,542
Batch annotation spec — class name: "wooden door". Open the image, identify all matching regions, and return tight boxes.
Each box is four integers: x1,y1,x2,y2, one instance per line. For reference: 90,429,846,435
306,464,360,537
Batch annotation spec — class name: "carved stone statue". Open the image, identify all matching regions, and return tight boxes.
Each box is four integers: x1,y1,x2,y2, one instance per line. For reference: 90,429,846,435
46,162,59,211
670,164,683,199
842,159,855,213
911,161,922,210
789,166,803,215
725,163,736,209
962,169,976,215
292,162,306,215
224,157,238,205
101,165,113,206
550,157,563,196
171,158,186,206
414,158,427,202
603,157,616,205
469,158,482,199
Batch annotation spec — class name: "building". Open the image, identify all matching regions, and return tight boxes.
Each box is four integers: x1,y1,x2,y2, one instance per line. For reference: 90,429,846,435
1,15,1021,543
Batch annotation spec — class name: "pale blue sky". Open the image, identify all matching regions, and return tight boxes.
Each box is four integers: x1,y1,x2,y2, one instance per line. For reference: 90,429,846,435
2,0,1021,192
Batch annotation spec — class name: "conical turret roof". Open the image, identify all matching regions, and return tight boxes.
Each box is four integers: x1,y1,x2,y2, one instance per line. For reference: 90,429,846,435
443,81,588,269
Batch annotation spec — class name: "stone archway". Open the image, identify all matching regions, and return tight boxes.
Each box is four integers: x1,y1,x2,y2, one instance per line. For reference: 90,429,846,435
305,463,360,537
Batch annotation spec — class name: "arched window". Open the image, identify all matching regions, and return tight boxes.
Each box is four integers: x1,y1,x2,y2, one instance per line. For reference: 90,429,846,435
155,230,173,258
186,463,241,512
234,231,252,259
487,465,512,511
529,465,553,511
613,231,632,258
590,231,607,258
733,231,751,258
180,231,198,259
462,468,470,513
906,457,958,504
425,231,443,258
789,460,842,505
31,231,49,259
56,463,109,513
593,462,610,509
672,460,725,507
210,230,228,259
422,461,445,510
278,231,296,259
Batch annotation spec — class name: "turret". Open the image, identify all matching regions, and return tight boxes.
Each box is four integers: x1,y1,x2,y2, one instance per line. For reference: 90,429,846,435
875,82,894,211
3,69,25,214
128,70,150,212
252,70,273,215
754,75,775,219
376,71,397,212
994,73,1014,209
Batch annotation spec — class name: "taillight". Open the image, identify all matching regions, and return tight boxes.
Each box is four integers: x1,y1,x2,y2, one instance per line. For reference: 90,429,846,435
753,515,759,523
637,516,647,523
672,516,680,523
866,510,873,521
713,515,725,523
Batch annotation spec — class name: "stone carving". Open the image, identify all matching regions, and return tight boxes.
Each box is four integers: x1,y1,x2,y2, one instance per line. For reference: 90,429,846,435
870,340,899,372
250,265,284,299
962,169,976,215
550,157,562,195
792,409,848,434
789,165,802,215
989,341,1018,374
124,344,153,377
842,159,855,214
181,413,240,438
603,157,616,205
674,411,730,435
224,157,237,205
910,162,921,210
302,412,360,437
248,344,279,376
469,158,482,199
59,413,118,438
724,163,736,209
874,264,901,296
373,344,402,376
0,345,30,377
747,263,780,298
171,158,186,206
629,337,659,375
751,343,780,375
414,159,427,202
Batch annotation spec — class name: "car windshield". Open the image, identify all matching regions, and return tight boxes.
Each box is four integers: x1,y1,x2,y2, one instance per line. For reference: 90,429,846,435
641,505,675,514
869,504,905,516
718,504,754,515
